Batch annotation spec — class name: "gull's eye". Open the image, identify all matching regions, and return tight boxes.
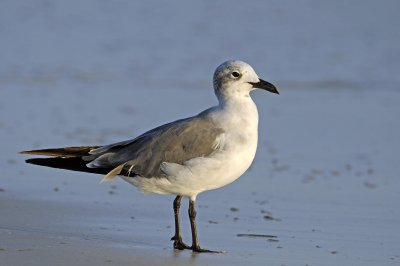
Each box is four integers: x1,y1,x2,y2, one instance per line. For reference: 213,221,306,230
231,71,240,78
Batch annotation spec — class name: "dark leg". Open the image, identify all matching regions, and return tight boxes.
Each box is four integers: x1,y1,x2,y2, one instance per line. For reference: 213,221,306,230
188,199,221,253
171,195,190,250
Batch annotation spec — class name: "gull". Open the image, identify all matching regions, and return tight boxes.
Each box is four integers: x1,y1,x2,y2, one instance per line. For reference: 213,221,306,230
20,60,279,253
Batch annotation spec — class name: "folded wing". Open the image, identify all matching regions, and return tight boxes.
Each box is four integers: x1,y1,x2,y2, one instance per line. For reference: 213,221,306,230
21,115,224,179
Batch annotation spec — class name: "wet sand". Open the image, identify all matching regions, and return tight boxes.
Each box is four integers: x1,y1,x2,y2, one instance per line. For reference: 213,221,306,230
1,87,400,265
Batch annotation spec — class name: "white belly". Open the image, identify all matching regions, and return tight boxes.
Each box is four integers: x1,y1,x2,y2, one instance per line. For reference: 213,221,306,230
124,130,258,199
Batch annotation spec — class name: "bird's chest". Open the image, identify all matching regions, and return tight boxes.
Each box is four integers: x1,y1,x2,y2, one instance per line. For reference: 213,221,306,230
214,112,259,173
217,106,258,152
223,124,258,164
196,123,257,191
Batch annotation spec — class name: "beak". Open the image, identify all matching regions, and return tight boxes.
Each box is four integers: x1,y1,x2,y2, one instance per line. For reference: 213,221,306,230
250,79,279,94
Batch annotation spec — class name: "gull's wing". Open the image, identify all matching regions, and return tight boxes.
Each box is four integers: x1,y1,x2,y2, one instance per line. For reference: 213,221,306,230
22,115,224,179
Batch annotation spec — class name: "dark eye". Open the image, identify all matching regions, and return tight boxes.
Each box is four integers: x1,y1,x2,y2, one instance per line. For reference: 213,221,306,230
231,71,240,78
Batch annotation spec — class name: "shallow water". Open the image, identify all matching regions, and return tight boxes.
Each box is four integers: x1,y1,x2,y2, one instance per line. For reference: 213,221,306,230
1,1,400,265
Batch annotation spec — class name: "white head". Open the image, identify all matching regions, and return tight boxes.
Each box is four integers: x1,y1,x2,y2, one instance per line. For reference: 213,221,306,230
213,60,278,102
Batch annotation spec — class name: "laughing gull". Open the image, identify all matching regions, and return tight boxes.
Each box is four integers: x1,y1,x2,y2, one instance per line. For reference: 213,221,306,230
20,60,279,253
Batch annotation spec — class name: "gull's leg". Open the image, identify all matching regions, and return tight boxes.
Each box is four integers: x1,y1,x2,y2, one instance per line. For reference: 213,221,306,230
171,195,190,250
188,198,221,253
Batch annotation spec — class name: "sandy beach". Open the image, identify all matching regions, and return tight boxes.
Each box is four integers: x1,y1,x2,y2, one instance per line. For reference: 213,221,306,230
1,1,399,265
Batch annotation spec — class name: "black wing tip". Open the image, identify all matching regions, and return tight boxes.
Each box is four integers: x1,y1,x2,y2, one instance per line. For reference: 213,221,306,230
24,157,110,175
25,158,51,166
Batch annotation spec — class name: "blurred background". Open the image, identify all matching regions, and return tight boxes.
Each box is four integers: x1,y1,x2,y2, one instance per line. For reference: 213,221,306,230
1,0,399,91
1,1,399,265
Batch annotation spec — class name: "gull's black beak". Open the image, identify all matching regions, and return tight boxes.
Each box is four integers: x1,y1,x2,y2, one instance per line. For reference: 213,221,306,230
250,79,279,94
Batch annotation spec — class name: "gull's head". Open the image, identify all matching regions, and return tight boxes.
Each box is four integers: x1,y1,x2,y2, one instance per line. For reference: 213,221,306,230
213,60,278,102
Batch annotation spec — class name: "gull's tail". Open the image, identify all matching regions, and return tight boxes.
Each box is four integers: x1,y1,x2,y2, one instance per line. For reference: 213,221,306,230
19,146,109,175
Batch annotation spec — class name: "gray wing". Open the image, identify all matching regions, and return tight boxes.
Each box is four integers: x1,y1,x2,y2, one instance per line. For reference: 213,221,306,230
86,115,224,177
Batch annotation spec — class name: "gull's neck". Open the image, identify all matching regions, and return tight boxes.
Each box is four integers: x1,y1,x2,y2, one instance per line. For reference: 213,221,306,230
217,86,257,112
212,88,259,128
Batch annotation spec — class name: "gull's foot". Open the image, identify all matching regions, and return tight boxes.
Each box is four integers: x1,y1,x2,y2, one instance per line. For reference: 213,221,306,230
171,236,191,250
191,245,223,253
